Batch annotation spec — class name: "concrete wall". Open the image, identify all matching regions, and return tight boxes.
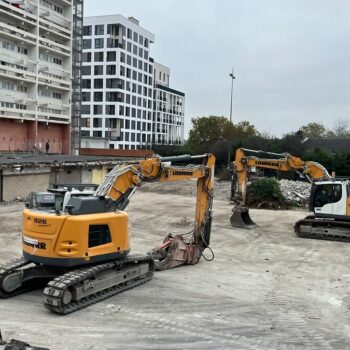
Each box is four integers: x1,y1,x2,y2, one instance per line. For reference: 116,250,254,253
50,168,82,185
3,172,50,201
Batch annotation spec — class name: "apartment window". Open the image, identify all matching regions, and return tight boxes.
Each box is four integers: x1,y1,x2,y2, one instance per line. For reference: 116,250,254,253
127,42,132,52
120,52,125,63
132,71,137,80
133,32,138,42
106,78,118,88
127,28,132,39
94,79,103,89
81,118,90,127
106,105,115,115
133,45,137,55
138,85,142,94
106,65,116,75
107,51,116,61
133,57,137,68
138,47,143,58
127,55,131,65
144,38,149,48
144,50,148,60
94,65,103,75
95,25,104,35
93,118,102,127
106,92,118,102
83,25,92,36
94,92,103,102
83,39,91,49
94,52,104,62
93,131,102,137
82,66,91,75
139,35,143,45
119,105,124,115
82,52,91,62
131,133,135,142
138,60,142,70
82,92,91,102
82,79,91,89
126,68,131,78
138,72,142,82
94,105,102,114
149,65,153,74
95,38,104,49
81,105,90,114
120,66,125,76
107,38,118,48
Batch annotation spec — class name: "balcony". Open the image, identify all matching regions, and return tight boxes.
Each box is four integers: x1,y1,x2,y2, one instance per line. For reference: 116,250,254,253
0,21,37,46
0,63,36,84
39,36,71,57
0,1,37,25
0,106,36,121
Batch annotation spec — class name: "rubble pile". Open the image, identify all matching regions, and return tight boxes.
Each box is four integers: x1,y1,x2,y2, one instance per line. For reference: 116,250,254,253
278,179,311,204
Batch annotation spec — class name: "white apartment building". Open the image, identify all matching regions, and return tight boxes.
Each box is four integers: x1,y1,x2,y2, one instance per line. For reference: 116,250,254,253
153,62,185,145
0,0,81,154
81,15,155,150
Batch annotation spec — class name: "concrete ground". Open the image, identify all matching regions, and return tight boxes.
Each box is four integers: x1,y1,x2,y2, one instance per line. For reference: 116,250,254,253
0,186,350,349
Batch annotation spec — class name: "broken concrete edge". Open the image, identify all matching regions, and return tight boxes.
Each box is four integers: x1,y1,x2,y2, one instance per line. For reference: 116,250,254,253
0,329,49,350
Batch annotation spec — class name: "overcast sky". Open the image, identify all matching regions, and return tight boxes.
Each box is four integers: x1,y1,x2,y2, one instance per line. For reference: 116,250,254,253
85,0,350,137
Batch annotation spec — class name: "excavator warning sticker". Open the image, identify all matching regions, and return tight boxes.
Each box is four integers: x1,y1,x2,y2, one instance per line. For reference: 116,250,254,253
23,236,46,250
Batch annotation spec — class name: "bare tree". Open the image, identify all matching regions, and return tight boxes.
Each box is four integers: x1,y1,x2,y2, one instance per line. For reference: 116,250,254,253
332,118,350,138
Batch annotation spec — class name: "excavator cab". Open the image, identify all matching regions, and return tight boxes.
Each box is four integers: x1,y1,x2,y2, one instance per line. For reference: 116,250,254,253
310,180,349,218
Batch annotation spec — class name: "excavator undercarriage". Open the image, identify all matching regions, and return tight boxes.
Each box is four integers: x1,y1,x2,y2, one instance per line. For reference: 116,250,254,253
0,256,154,315
295,216,350,242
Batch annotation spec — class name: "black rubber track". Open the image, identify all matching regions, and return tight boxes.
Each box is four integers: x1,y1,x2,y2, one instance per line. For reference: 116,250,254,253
295,216,350,242
43,255,154,315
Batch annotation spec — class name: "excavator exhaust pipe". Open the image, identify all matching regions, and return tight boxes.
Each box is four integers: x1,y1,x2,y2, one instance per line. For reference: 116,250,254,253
230,207,258,230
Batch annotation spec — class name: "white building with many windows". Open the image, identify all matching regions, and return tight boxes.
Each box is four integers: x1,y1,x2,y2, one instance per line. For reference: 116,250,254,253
0,0,82,154
153,62,185,145
81,15,155,150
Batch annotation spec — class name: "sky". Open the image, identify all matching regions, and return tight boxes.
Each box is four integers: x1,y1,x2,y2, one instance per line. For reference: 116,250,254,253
84,0,350,137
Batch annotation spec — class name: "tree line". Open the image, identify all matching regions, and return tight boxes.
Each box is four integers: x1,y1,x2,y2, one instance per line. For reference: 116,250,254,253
154,116,350,176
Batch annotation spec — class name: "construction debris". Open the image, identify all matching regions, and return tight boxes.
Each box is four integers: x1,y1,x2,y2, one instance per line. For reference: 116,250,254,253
0,330,49,350
278,179,311,204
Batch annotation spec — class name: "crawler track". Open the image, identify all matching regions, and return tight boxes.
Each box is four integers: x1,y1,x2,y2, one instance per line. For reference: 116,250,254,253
0,258,32,298
0,255,154,314
295,215,350,242
43,255,154,315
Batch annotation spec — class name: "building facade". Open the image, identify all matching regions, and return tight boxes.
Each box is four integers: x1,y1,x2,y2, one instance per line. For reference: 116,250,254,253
81,15,155,150
153,62,185,145
0,0,81,154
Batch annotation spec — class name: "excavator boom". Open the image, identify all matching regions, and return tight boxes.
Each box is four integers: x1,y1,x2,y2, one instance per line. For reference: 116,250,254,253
230,148,330,229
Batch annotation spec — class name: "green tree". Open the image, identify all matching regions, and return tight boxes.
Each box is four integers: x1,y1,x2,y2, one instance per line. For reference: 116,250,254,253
298,122,328,138
186,116,235,153
187,116,259,154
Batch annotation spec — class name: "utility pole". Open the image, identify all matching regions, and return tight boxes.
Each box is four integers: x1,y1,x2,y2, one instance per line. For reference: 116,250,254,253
229,69,235,124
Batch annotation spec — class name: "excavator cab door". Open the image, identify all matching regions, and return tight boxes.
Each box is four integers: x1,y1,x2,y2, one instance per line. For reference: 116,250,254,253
312,182,346,218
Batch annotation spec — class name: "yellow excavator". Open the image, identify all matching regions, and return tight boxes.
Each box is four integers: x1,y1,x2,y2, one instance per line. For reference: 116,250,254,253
0,154,215,314
230,148,350,241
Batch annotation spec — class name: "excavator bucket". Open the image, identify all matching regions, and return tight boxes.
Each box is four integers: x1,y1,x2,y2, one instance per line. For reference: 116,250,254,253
230,207,258,229
149,234,202,271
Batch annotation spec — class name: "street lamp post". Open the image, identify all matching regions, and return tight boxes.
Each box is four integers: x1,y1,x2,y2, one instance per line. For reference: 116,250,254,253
229,70,235,124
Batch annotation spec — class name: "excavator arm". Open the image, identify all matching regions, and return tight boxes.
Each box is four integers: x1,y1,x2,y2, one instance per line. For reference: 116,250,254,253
95,154,215,269
231,148,330,228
